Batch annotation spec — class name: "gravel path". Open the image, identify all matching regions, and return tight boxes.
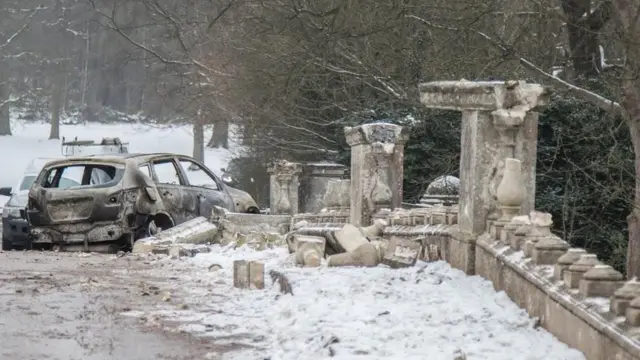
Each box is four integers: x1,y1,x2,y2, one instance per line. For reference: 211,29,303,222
0,250,216,360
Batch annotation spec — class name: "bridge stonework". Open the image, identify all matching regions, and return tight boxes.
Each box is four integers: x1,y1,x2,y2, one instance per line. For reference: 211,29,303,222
248,80,640,359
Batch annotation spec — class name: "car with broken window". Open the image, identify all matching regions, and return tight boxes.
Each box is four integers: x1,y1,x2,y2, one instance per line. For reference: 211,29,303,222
26,153,260,252
1,137,130,251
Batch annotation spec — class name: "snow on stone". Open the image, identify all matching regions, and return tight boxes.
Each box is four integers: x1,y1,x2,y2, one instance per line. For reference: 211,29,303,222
137,245,586,360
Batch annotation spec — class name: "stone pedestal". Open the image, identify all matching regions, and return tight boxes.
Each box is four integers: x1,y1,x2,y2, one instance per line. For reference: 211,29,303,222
564,254,600,289
533,235,569,265
610,278,640,316
299,162,349,213
268,160,302,215
323,179,350,211
233,260,265,290
554,248,586,282
419,81,549,235
524,211,553,257
511,221,531,251
344,123,409,226
501,215,529,249
578,264,624,297
626,296,640,326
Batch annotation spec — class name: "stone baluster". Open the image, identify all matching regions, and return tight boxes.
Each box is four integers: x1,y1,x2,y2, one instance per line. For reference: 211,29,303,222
344,123,409,226
553,248,586,282
610,278,640,316
579,265,625,297
419,81,549,236
511,221,532,251
523,211,553,257
533,234,569,266
627,297,640,326
492,159,526,242
267,160,302,215
502,215,530,249
563,254,601,289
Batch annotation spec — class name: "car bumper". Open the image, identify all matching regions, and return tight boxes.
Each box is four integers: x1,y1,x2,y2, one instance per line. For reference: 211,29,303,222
2,216,31,247
30,222,126,245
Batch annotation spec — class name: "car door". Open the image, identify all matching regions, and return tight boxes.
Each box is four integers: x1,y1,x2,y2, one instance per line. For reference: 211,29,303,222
146,157,197,225
175,157,234,219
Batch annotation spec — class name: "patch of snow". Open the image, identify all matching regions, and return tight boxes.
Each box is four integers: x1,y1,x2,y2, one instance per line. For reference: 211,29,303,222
583,297,611,313
506,250,525,263
0,120,244,207
138,245,585,360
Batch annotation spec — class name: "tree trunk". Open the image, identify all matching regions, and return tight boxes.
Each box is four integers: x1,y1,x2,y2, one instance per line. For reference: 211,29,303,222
49,75,62,139
561,0,612,77
193,122,205,164
207,119,229,148
0,71,12,136
626,116,640,279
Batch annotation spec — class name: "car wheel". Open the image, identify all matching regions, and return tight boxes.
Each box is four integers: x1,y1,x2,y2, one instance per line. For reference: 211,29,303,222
1,237,11,251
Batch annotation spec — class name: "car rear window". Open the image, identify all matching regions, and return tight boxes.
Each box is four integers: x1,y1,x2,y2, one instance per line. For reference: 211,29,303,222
40,164,125,189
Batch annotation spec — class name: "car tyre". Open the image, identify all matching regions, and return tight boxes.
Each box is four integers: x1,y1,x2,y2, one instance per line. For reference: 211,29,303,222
2,237,12,251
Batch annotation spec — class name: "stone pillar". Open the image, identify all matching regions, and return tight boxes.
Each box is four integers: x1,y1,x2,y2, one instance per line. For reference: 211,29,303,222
267,160,302,215
345,123,409,226
419,80,550,235
298,162,349,213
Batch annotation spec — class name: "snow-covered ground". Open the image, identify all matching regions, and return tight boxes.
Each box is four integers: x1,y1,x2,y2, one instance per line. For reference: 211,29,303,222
126,246,586,360
0,120,241,206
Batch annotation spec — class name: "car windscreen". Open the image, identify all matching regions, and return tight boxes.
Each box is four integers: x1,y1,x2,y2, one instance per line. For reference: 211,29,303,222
40,163,125,189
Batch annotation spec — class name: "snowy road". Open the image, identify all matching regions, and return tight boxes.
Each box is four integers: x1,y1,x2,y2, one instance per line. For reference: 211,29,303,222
0,246,585,360
127,246,586,360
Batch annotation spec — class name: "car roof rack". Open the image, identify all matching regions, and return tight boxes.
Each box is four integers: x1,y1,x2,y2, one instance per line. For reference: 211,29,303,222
61,136,130,157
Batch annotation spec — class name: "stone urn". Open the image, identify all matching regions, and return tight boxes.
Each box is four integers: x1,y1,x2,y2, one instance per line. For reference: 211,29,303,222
496,158,525,219
275,174,293,214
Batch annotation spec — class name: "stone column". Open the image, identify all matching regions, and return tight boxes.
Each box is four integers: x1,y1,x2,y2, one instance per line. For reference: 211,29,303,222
345,123,409,226
419,80,550,235
267,160,302,215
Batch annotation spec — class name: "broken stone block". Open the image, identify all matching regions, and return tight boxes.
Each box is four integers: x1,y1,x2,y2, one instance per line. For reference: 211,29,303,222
166,217,219,245
532,235,569,265
233,260,265,290
626,296,640,326
579,264,624,298
511,222,531,251
362,219,388,239
564,254,600,289
233,260,249,289
501,215,530,250
524,211,553,257
553,248,586,282
381,237,423,268
327,243,381,268
333,224,369,253
610,278,640,316
249,261,265,289
293,234,325,267
295,243,323,267
169,245,196,259
132,239,173,254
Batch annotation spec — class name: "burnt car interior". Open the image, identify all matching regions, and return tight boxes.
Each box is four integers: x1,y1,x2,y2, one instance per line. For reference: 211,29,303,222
42,164,123,189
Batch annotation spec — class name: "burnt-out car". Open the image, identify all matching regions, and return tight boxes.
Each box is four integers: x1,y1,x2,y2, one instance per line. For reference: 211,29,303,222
26,153,259,251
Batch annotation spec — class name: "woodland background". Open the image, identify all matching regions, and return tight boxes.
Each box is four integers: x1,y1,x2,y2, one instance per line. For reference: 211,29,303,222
0,0,637,274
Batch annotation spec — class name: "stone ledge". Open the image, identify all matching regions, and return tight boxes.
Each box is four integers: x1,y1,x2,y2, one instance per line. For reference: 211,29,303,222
418,80,550,111
475,239,640,359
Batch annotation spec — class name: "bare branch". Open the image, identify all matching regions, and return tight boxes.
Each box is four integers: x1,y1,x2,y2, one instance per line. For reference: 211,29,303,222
406,14,625,118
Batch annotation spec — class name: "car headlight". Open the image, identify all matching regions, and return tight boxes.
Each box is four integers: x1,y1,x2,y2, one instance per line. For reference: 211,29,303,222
221,175,233,183
2,206,21,218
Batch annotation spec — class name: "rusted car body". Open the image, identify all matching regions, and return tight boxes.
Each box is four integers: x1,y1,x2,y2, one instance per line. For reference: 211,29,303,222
26,153,259,251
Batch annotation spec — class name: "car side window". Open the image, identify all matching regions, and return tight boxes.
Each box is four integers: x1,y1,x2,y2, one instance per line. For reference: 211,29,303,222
178,159,219,190
138,164,152,178
152,160,182,185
